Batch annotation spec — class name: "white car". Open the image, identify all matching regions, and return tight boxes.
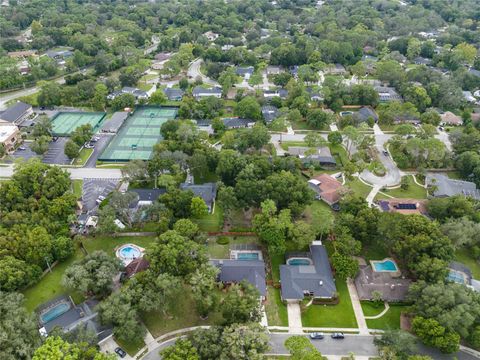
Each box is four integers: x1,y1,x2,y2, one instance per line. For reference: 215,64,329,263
95,195,106,204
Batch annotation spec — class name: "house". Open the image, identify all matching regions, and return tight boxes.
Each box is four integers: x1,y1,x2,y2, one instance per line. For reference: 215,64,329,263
154,52,172,62
0,101,33,125
123,257,150,278
107,87,149,101
222,117,254,129
263,88,288,99
262,105,279,123
375,86,402,102
440,111,462,126
306,87,323,101
0,124,21,154
203,31,219,42
236,66,254,80
353,106,379,123
325,63,347,75
101,112,129,133
266,66,282,75
279,241,336,301
447,261,480,292
355,262,412,302
37,296,112,342
288,146,336,168
393,114,420,125
130,188,167,207
211,259,267,299
361,55,378,63
413,57,432,66
164,87,184,101
7,50,37,58
463,91,476,103
221,44,234,51
307,173,344,206
180,182,217,213
377,199,428,215
426,173,480,199
469,68,480,78
192,86,222,99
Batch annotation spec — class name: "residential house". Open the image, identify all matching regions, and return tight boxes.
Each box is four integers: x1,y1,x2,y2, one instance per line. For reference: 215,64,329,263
266,66,282,75
440,111,462,126
361,55,378,63
221,44,234,51
107,87,149,101
203,31,219,42
288,146,336,168
7,50,37,59
101,112,129,133
222,117,255,129
307,173,344,206
377,199,428,216
211,259,267,300
192,86,222,100
413,57,432,66
355,262,412,302
236,66,254,80
37,296,112,342
306,87,323,101
426,173,480,200
375,86,402,102
163,87,184,101
353,106,379,123
280,241,336,301
0,101,33,125
0,124,21,154
130,188,167,207
154,52,171,62
262,105,279,124
180,182,217,213
324,63,347,75
260,28,271,39
463,91,477,103
393,114,420,125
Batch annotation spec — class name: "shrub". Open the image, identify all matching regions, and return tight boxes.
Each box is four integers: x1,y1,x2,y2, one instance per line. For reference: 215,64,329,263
217,236,229,245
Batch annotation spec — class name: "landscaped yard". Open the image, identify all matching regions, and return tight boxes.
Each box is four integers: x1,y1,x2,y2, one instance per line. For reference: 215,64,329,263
376,176,427,200
72,179,83,199
362,245,389,262
193,206,224,232
115,337,145,357
366,304,409,330
142,285,224,338
74,148,93,166
81,235,157,255
301,279,357,328
205,235,259,259
265,286,288,326
280,141,307,151
455,248,480,279
329,143,348,166
193,170,218,184
345,178,372,199
302,200,335,234
361,301,386,317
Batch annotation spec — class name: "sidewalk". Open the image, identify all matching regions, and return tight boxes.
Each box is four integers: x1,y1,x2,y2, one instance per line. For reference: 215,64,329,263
346,279,369,335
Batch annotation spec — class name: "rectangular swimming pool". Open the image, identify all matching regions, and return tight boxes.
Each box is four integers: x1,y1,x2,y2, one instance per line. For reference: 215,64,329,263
237,252,259,260
40,302,71,324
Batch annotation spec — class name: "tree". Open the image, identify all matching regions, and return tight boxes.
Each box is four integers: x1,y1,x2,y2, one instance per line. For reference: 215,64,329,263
235,96,261,121
32,116,52,137
38,81,62,107
374,330,418,360
0,256,41,291
304,132,327,148
376,60,405,86
453,42,477,65
64,139,80,159
331,252,359,279
441,217,480,249
62,251,122,298
32,336,115,360
92,83,108,111
222,281,261,325
328,131,343,145
111,93,135,111
219,323,270,360
70,124,93,147
173,219,201,240
0,292,41,360
285,336,324,360
189,264,219,318
190,196,208,218
403,86,431,112
306,109,332,129
52,236,74,261
420,110,441,126
160,339,199,360
412,316,460,354
30,135,51,155
159,188,194,220
149,89,167,105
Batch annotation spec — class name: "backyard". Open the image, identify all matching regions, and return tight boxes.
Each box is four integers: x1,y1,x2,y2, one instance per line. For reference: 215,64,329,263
345,178,372,199
193,207,224,232
455,248,480,279
81,235,157,255
302,200,335,235
205,235,259,259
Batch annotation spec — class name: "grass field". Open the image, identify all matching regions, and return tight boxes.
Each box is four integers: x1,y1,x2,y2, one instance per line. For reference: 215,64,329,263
345,178,372,199
301,279,357,328
74,148,93,166
81,235,157,256
303,200,335,234
455,248,480,279
193,207,224,232
361,301,386,317
329,143,348,166
205,235,259,259
265,287,288,326
72,179,83,199
376,176,427,200
366,304,409,330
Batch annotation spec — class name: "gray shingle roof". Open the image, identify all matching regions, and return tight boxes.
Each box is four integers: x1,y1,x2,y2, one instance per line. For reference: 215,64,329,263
280,243,336,300
192,86,222,96
101,112,128,133
426,173,480,199
180,182,217,207
163,88,184,100
262,105,279,123
131,188,166,202
211,259,266,296
0,101,31,123
235,66,254,76
355,107,378,122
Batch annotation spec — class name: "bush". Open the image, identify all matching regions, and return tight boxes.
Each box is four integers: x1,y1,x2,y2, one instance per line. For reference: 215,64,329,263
216,236,229,245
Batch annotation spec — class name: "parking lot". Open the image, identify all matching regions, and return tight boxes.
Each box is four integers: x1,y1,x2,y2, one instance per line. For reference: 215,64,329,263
9,142,40,162
82,178,120,212
42,137,70,165
85,134,114,168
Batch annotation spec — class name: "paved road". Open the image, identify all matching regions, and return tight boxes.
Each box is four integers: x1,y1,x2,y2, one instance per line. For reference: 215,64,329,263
85,134,113,168
187,59,219,86
0,164,122,179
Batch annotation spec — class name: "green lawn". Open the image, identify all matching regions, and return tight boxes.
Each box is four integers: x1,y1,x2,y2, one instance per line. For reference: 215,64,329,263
81,235,157,255
265,287,288,327
193,170,218,184
22,249,84,312
446,171,463,180
362,245,389,262
115,337,145,357
366,304,409,330
376,176,427,200
193,206,224,232
301,279,357,328
205,235,259,259
142,285,224,338
455,248,480,279
302,200,335,234
74,148,93,166
280,141,307,151
345,178,372,199
72,179,83,199
361,301,386,317
329,144,348,166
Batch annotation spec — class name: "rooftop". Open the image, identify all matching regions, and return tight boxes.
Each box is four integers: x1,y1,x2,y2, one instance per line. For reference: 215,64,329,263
180,182,217,207
0,101,31,123
211,259,267,296
426,173,480,199
101,112,129,133
0,124,19,142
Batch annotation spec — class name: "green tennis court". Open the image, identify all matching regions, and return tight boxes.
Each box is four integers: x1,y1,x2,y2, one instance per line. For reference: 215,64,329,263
99,106,178,162
51,112,106,136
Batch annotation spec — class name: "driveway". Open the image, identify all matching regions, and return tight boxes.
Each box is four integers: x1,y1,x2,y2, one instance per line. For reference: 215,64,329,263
287,302,302,333
82,178,120,211
84,134,113,168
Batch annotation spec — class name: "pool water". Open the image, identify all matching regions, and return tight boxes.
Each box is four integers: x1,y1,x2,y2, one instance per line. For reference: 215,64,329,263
119,246,141,260
287,258,312,266
372,259,398,272
237,252,259,260
447,271,465,284
40,302,70,323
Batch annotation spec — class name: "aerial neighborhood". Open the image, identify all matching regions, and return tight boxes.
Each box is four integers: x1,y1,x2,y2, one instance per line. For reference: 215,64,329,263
3,0,480,359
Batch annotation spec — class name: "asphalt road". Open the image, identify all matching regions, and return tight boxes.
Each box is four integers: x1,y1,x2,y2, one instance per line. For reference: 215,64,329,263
187,58,219,85
84,134,113,168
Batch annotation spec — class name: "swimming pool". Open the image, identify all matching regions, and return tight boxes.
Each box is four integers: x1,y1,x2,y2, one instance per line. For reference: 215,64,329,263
447,270,466,284
237,252,259,260
40,302,71,324
340,111,354,117
116,243,144,264
287,258,313,266
372,259,399,272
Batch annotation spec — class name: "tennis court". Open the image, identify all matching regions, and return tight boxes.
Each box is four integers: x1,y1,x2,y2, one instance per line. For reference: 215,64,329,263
51,112,106,136
99,106,178,162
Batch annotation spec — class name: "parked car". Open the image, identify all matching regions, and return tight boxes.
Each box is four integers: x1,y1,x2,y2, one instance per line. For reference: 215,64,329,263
309,332,324,340
382,150,389,156
95,195,106,205
91,136,100,142
52,137,59,142
18,146,26,150
439,126,444,131
84,143,94,149
331,332,345,339
114,347,126,358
